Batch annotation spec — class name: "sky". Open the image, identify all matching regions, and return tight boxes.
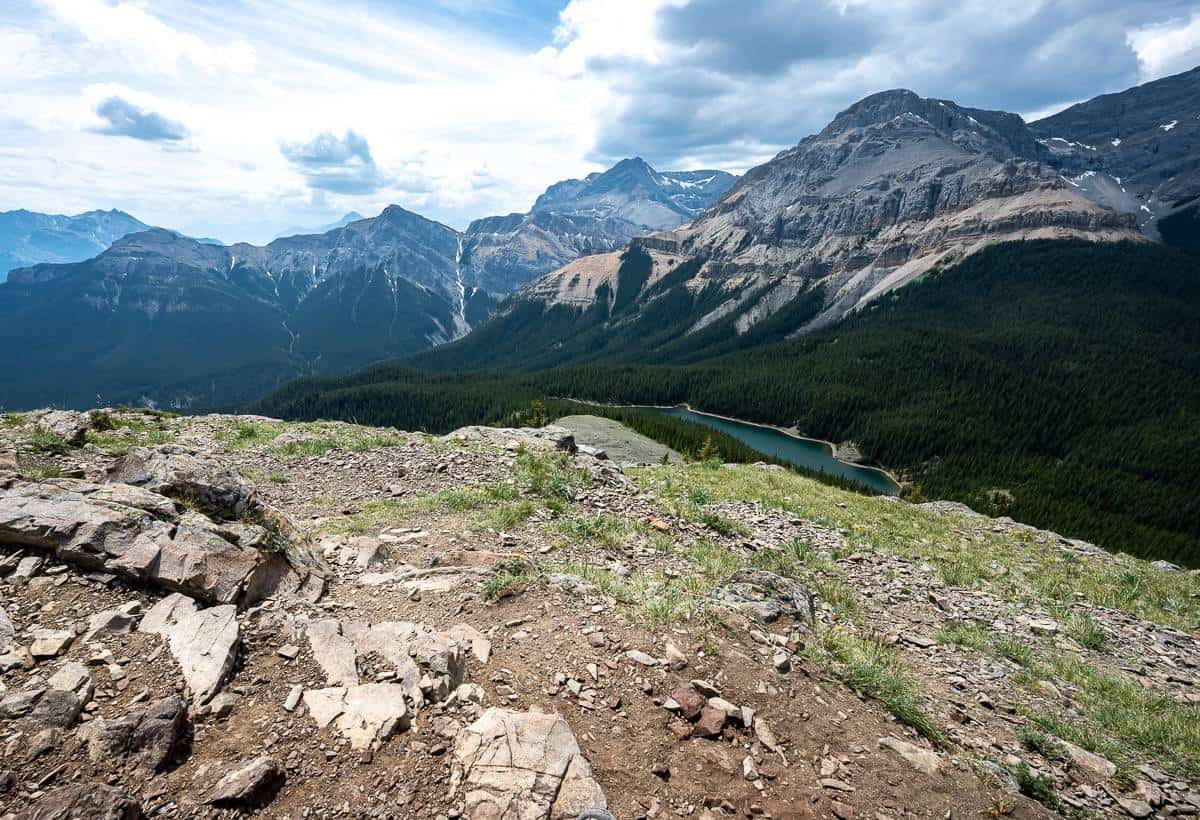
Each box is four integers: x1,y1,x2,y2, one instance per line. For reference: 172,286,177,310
1,0,1198,244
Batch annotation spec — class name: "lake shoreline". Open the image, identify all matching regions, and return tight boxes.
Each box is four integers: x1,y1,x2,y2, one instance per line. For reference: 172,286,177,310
557,397,902,492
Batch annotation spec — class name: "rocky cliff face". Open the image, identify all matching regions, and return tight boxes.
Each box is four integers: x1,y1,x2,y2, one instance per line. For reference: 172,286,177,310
1030,65,1200,239
519,89,1142,333
0,159,735,409
460,158,736,294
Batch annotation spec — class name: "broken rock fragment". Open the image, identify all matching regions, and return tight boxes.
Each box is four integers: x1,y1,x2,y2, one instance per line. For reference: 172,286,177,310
17,782,143,820
303,683,409,751
85,695,187,773
206,756,284,807
139,593,238,704
451,708,606,820
878,736,941,774
714,568,814,622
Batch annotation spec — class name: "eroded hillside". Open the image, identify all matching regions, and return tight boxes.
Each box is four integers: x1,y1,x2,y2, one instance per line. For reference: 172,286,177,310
1,409,1197,819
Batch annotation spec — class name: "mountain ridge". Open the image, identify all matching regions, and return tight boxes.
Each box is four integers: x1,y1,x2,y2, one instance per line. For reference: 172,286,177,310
0,208,149,282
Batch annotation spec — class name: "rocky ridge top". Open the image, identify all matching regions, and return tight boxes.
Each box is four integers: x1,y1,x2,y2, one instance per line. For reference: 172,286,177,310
0,408,1196,819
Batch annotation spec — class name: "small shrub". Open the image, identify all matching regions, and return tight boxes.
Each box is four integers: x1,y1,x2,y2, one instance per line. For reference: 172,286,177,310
1016,763,1060,811
88,410,115,431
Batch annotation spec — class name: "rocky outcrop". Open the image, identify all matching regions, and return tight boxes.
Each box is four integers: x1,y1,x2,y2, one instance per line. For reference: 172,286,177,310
450,708,607,820
106,445,253,520
0,445,323,606
36,410,90,445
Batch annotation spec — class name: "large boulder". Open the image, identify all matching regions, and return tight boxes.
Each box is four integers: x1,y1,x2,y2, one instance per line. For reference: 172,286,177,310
17,782,142,820
451,708,606,820
106,445,253,520
139,594,238,704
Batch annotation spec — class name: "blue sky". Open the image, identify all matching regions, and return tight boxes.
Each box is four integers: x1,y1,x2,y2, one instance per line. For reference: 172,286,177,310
1,1,1198,244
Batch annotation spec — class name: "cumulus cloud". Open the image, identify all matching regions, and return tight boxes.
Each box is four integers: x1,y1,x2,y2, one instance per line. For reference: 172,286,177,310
92,97,188,141
1129,11,1200,79
280,130,389,195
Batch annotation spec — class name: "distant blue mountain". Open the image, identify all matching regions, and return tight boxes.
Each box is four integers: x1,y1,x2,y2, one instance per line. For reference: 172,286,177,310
0,209,149,282
272,212,366,240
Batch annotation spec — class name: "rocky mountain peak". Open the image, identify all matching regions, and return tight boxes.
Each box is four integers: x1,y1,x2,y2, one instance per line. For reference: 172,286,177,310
815,89,1047,161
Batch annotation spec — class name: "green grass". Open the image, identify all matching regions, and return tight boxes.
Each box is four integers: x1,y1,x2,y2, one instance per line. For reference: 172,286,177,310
482,558,538,601
25,427,70,454
633,463,1200,631
550,513,634,552
1015,763,1060,811
1063,611,1108,651
481,500,535,532
85,417,176,456
216,419,407,458
321,499,410,535
935,620,991,652
1030,654,1200,779
1,413,27,429
809,629,943,743
19,463,63,480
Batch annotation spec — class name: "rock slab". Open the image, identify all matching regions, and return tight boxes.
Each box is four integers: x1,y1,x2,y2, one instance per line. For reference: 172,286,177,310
139,593,238,704
451,707,606,820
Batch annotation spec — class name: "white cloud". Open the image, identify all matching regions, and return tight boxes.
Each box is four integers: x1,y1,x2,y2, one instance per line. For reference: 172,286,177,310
1128,12,1200,79
38,0,255,76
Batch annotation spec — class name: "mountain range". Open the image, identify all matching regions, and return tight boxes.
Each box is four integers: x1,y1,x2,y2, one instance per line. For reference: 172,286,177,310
0,158,734,409
415,73,1198,370
0,208,149,283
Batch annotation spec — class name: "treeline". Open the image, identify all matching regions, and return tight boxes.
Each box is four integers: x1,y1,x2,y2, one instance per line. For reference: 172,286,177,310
253,241,1200,567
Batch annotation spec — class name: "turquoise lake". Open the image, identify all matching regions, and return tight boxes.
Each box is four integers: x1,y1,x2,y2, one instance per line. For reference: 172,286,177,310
642,406,900,496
